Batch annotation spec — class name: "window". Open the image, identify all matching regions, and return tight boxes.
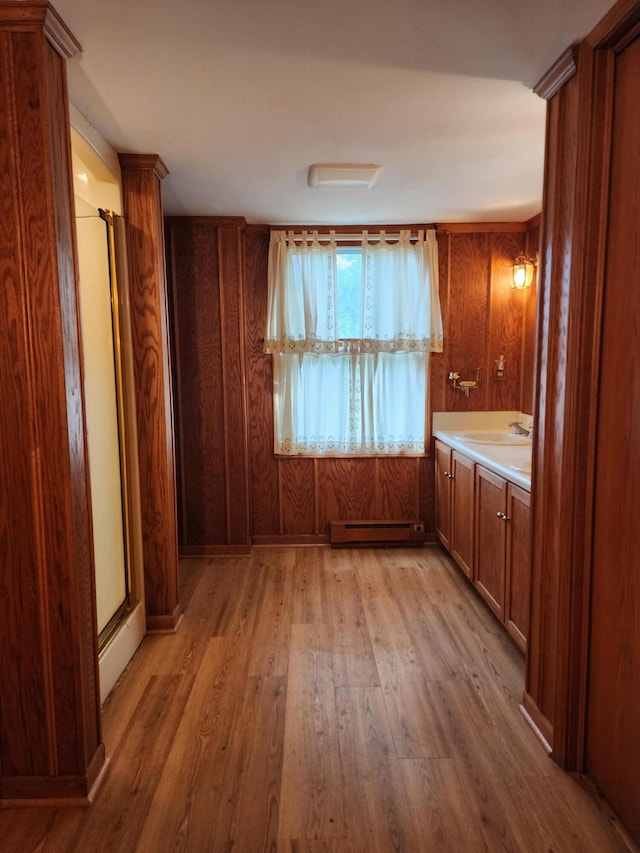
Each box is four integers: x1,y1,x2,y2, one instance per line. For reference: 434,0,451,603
265,229,443,456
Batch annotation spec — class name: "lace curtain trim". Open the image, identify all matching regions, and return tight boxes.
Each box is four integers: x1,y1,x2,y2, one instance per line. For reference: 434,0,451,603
264,335,443,354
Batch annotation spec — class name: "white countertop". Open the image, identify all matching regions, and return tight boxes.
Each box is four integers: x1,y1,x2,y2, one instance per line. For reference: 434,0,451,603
432,412,532,491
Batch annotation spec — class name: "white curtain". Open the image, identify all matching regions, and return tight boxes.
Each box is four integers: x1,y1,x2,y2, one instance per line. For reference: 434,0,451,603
266,229,443,456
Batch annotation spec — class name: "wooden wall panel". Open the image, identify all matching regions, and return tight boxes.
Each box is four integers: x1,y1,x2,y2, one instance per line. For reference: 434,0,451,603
165,217,250,552
487,231,527,412
522,19,640,846
317,459,377,532
280,459,316,535
586,33,640,839
171,220,536,545
168,222,227,545
243,228,279,536
0,3,104,802
522,216,541,415
377,458,420,518
119,155,181,630
435,228,530,416
218,226,250,545
443,232,491,411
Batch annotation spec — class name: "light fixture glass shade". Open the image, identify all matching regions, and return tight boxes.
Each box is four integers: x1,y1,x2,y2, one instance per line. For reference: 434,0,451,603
308,163,382,189
511,255,535,289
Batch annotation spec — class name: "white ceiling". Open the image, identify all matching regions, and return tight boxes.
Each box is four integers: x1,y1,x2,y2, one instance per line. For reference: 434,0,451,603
55,0,614,225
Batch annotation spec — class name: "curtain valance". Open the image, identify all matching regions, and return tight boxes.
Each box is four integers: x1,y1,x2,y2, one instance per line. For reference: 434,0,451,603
265,229,443,355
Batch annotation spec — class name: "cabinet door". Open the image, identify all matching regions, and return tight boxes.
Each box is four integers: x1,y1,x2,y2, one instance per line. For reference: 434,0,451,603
450,451,475,579
505,483,531,652
475,465,507,617
434,440,452,549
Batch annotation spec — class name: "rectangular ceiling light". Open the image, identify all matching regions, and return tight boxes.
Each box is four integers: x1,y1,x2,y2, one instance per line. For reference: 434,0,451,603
308,163,382,189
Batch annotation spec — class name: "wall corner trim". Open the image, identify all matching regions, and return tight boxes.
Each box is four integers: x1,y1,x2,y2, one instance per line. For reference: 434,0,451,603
534,45,578,100
118,153,169,180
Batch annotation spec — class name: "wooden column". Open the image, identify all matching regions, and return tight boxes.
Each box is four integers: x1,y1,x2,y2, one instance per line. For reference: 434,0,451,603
0,3,105,804
524,0,640,780
118,154,181,632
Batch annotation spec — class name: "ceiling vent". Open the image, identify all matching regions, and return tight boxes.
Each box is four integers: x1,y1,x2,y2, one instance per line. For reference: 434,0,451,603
308,163,382,189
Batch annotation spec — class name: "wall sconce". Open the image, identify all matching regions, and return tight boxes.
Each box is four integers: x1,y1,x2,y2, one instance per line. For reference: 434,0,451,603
511,254,537,289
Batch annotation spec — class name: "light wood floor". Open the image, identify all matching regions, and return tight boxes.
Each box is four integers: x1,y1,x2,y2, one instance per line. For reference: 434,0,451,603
1,546,636,852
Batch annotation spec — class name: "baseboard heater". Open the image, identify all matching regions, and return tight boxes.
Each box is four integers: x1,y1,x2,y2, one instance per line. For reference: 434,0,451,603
330,519,425,547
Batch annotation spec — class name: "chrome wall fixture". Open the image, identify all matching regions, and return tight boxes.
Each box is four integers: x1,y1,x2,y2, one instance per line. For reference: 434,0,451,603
448,369,481,397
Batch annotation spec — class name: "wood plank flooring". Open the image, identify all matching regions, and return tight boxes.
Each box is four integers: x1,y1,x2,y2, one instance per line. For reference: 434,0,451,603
1,546,636,852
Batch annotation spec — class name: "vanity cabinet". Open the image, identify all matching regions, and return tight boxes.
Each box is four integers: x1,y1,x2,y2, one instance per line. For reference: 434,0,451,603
435,439,531,652
435,440,474,579
475,465,531,652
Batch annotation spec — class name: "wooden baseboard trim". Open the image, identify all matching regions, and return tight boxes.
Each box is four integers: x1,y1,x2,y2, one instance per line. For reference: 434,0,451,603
146,603,183,634
179,545,251,557
520,695,553,753
0,745,108,808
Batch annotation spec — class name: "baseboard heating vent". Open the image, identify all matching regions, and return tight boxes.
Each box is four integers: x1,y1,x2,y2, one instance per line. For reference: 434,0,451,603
330,520,425,547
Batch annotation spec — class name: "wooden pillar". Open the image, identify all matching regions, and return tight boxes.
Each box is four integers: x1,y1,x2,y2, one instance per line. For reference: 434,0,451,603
0,2,105,804
118,154,181,631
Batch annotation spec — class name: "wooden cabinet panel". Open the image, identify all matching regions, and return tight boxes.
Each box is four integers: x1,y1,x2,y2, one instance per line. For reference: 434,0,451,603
450,451,474,579
434,440,452,549
505,484,531,651
438,447,531,652
475,466,507,618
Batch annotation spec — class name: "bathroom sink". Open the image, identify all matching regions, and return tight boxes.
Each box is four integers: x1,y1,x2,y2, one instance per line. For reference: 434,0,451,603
459,431,532,445
510,462,532,473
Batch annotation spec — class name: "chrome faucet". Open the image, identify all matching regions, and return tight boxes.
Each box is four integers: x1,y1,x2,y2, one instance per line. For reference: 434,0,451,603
509,420,531,437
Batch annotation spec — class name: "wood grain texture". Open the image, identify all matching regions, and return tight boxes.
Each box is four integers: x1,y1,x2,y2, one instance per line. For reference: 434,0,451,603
526,4,640,792
505,483,531,652
173,218,534,544
487,231,527,411
119,155,180,629
280,458,316,535
375,457,419,518
218,225,250,545
434,440,452,549
168,221,227,545
525,74,578,747
474,465,507,619
443,232,490,411
316,458,376,532
165,217,250,549
0,547,633,850
521,216,541,415
243,227,280,535
0,12,103,800
449,451,474,579
586,30,640,841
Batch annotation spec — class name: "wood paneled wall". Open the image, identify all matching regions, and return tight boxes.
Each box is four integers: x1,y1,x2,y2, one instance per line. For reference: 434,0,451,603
166,217,250,553
525,8,640,845
119,155,181,631
431,225,536,415
0,3,104,803
168,218,538,548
